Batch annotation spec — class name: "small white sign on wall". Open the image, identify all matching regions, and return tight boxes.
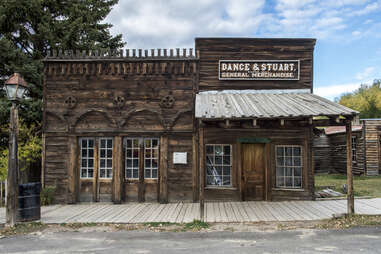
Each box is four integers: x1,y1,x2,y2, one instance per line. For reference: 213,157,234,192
173,152,187,164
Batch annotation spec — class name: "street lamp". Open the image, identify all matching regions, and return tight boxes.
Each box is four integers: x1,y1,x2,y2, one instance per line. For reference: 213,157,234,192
4,73,29,227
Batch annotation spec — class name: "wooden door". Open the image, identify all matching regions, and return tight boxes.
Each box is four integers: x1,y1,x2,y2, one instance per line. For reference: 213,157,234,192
79,138,113,202
242,144,265,201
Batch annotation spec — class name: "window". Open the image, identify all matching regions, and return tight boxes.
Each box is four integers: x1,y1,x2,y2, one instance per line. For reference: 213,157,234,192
206,144,232,187
80,138,94,178
144,138,159,179
352,136,357,163
99,138,113,179
125,138,140,179
275,146,302,189
125,138,159,179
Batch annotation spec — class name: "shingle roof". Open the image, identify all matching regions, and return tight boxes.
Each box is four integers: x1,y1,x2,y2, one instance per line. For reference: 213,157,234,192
195,90,358,119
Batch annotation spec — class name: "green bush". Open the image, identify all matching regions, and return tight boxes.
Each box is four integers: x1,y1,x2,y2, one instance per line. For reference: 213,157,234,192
40,185,56,205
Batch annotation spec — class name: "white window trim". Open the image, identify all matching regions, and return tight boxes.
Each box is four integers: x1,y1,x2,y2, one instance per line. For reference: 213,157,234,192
205,144,232,187
80,137,95,179
352,136,357,163
124,137,160,180
98,137,113,179
275,145,303,189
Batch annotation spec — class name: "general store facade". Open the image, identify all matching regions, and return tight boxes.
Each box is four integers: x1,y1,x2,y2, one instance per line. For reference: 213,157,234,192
42,38,358,204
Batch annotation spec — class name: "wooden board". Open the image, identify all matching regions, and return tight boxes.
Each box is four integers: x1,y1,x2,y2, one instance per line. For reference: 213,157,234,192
242,144,265,201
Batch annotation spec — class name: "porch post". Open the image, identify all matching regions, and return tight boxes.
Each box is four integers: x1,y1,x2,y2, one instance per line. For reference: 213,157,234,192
159,135,168,203
113,136,123,204
346,120,354,214
199,126,205,221
68,135,78,204
138,139,145,202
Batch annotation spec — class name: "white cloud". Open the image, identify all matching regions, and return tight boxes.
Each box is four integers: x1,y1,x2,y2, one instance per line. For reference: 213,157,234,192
316,66,378,99
314,83,361,99
104,0,381,48
355,67,376,80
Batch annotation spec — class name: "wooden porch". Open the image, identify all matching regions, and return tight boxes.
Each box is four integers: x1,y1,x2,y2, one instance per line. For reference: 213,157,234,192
1,199,381,224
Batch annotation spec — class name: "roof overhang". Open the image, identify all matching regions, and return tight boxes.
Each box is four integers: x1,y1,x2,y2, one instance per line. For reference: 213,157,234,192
195,89,359,120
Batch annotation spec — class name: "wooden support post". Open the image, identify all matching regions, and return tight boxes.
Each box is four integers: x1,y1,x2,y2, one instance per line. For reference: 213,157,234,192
346,120,354,214
41,133,46,188
252,119,257,127
68,136,78,204
237,143,244,201
113,136,123,204
6,104,18,226
93,140,99,202
159,135,168,203
138,139,145,202
192,132,199,202
199,127,205,221
280,119,285,126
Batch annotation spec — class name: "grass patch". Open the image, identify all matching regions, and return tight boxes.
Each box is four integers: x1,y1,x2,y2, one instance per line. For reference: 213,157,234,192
317,214,381,229
184,220,209,231
62,222,98,229
0,222,47,236
143,222,179,227
315,174,381,197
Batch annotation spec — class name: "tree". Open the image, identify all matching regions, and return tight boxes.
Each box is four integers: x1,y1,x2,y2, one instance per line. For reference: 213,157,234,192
338,80,381,119
0,0,125,180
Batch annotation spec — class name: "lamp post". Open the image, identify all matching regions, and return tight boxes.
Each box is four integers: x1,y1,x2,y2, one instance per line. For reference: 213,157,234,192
3,73,29,227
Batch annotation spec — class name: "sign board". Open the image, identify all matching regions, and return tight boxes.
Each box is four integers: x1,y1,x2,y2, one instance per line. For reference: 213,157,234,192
219,60,300,80
173,152,187,164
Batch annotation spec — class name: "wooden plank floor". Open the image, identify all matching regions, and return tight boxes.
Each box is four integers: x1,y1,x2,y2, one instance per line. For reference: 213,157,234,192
1,199,381,224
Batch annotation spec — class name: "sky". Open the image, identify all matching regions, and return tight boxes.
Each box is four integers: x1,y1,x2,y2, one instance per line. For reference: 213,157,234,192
104,0,381,100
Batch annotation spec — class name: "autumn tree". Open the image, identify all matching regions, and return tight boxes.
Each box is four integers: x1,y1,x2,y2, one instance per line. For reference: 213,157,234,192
338,79,381,119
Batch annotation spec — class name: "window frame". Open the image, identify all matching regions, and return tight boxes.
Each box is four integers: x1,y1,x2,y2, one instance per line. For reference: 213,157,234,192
351,135,357,163
98,137,113,179
79,137,95,179
124,137,160,180
205,144,232,187
275,145,303,189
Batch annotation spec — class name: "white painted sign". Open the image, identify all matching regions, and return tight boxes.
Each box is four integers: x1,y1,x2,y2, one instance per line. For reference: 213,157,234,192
173,152,187,164
219,60,300,80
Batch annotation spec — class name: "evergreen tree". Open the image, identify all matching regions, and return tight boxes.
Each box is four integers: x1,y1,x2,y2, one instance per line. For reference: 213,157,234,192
0,0,125,179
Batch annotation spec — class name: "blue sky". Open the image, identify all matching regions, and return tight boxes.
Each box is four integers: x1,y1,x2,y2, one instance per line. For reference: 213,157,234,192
105,0,381,100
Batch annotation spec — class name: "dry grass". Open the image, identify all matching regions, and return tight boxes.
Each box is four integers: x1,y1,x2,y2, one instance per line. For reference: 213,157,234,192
315,174,381,197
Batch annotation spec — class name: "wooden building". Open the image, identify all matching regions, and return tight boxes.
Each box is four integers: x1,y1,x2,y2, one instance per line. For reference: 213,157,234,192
314,119,381,176
42,38,358,204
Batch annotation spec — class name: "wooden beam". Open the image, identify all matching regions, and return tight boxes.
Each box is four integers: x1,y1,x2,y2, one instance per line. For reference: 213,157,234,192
199,127,205,221
280,119,285,126
112,136,123,204
68,135,78,204
192,132,199,202
159,135,168,203
6,104,19,226
93,140,99,202
346,120,354,214
252,119,257,127
237,143,244,201
138,139,145,202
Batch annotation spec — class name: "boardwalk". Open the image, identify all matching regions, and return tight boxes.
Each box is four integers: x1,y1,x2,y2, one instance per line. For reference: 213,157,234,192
1,199,381,224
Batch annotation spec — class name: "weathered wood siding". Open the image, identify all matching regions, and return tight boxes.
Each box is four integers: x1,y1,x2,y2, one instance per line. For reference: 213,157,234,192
313,131,365,175
329,131,364,175
363,119,381,175
43,52,198,203
203,125,314,201
313,133,331,174
196,38,315,91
